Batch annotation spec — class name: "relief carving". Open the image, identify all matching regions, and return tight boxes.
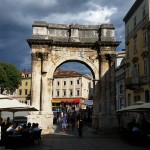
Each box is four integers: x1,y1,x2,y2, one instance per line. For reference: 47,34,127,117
89,53,98,62
50,50,61,64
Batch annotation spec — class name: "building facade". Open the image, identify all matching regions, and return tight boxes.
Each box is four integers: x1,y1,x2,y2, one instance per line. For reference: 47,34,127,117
124,0,150,106
15,69,31,105
116,52,126,110
52,69,93,112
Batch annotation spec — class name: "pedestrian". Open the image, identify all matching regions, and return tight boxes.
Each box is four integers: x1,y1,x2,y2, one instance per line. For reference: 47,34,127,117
61,114,67,133
71,113,76,131
77,115,83,137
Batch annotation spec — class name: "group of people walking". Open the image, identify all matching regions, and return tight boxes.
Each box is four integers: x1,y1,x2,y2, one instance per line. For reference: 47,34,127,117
56,111,84,137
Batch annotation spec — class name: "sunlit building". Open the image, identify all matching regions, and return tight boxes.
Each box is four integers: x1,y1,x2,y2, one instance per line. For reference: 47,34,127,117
52,69,93,111
15,69,31,105
123,0,150,106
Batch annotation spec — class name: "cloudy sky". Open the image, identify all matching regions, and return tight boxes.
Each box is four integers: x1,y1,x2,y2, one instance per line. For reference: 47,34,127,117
0,0,135,75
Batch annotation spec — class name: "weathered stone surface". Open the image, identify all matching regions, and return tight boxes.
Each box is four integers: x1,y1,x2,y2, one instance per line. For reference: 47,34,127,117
27,21,121,132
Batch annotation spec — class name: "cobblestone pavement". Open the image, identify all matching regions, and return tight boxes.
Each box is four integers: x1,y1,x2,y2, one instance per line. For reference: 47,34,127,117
16,124,150,150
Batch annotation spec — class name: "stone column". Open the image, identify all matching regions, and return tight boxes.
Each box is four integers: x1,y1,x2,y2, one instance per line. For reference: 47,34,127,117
28,52,54,133
40,52,51,112
92,79,100,132
99,54,109,113
98,53,117,131
30,52,42,110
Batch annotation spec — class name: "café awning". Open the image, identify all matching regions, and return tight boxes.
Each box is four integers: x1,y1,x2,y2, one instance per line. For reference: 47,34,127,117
52,100,61,103
52,98,80,103
73,99,80,103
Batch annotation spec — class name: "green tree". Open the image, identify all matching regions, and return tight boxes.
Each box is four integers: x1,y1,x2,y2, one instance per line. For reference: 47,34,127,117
0,62,22,94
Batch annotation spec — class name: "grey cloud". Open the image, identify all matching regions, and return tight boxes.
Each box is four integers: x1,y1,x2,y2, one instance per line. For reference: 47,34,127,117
0,0,135,72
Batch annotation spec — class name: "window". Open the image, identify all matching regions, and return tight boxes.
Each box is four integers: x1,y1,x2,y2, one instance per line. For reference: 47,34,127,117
134,16,136,28
126,68,130,78
76,89,80,96
134,38,137,53
142,5,146,18
63,81,66,86
76,79,80,85
144,58,148,75
20,82,22,86
126,45,129,58
56,90,59,97
57,81,60,86
143,30,147,45
69,89,73,96
19,89,22,95
25,82,28,86
62,89,66,96
119,98,123,109
119,84,123,94
25,89,28,95
126,25,129,37
25,74,28,78
137,95,140,102
70,81,73,85
133,63,139,79
134,96,136,103
128,93,131,106
145,90,149,102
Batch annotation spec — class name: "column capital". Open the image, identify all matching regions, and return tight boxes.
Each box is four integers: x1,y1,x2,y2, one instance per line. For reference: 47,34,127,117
105,53,116,62
31,52,49,61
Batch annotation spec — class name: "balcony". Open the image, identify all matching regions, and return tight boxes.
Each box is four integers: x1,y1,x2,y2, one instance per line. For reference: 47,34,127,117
125,77,140,90
140,75,149,84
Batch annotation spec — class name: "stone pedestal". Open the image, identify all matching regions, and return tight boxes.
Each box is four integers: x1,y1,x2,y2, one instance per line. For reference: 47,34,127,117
98,112,118,132
27,111,54,133
92,115,99,133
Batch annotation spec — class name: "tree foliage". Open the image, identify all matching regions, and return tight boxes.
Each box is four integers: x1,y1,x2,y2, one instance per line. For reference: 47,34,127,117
0,62,22,94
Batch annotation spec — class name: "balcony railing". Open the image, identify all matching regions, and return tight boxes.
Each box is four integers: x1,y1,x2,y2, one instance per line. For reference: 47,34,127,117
140,75,149,84
125,77,140,90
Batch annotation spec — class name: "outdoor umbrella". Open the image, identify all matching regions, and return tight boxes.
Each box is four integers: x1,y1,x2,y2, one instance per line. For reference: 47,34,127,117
0,98,38,120
0,94,10,99
116,102,150,112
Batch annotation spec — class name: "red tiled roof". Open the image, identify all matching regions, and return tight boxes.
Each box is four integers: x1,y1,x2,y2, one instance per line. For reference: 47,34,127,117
54,69,83,78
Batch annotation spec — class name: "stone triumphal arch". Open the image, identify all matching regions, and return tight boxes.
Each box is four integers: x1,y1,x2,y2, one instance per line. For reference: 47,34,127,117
27,21,121,132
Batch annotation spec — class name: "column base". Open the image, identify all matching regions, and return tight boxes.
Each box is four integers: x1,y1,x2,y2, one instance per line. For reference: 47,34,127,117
98,112,118,133
27,111,54,133
92,115,99,133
